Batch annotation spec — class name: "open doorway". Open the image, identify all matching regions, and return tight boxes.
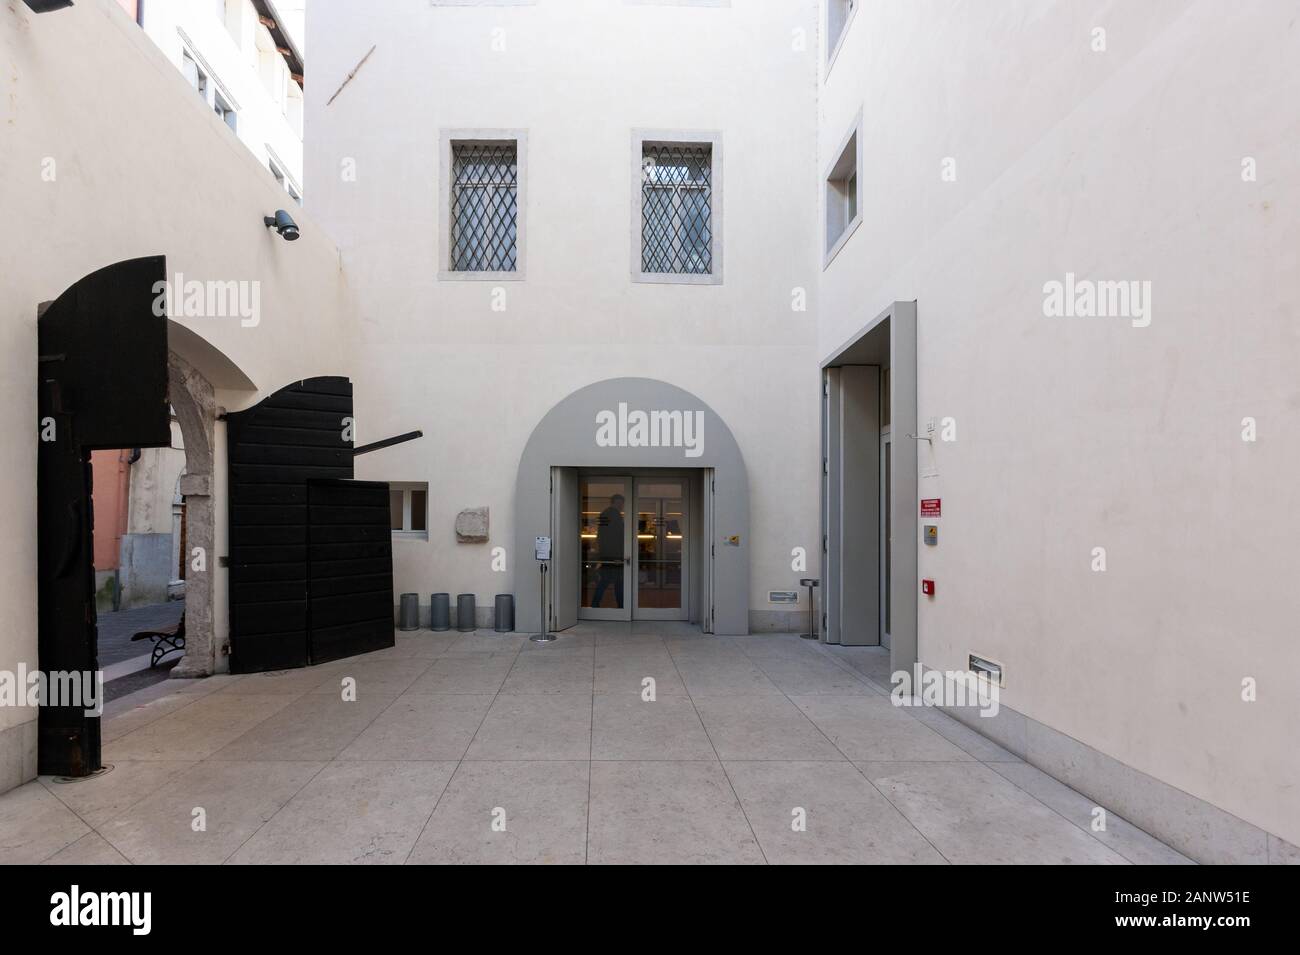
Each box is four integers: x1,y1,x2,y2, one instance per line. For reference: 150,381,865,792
577,472,693,623
821,301,918,675
89,438,189,702
545,467,710,632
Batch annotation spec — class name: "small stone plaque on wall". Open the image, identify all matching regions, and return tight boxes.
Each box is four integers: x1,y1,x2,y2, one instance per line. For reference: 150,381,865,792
455,506,489,542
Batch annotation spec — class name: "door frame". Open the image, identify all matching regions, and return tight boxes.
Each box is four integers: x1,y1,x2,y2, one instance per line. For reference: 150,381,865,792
820,301,918,673
879,427,892,649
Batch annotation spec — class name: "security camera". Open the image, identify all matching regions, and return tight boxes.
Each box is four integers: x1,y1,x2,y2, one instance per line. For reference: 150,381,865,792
263,209,300,241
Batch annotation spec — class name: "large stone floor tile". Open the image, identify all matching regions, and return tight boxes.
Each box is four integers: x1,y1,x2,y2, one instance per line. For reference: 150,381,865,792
102,691,208,742
906,706,1023,762
406,653,516,694
587,760,765,864
723,761,946,865
673,657,783,696
790,695,974,762
338,693,495,760
212,668,324,696
499,651,594,695
664,639,751,662
754,658,873,695
305,658,430,699
988,762,1195,865
735,634,828,661
590,631,667,649
41,759,196,828
365,631,462,659
464,694,592,760
822,645,894,688
859,761,1129,864
445,633,527,654
229,760,456,864
98,760,324,864
593,655,688,697
210,694,391,761
518,632,596,653
692,694,844,761
103,693,298,761
407,760,589,864
591,693,716,760
41,831,130,864
0,781,90,864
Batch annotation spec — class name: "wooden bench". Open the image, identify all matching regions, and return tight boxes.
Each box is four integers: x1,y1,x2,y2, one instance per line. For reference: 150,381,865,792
131,612,186,668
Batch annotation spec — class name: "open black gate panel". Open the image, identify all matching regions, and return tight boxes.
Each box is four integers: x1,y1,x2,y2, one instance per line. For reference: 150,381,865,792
227,377,393,672
38,256,172,777
307,480,394,664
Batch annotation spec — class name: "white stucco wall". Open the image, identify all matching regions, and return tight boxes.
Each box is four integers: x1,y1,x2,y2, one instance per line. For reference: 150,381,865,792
818,0,1300,844
0,0,356,749
306,0,823,624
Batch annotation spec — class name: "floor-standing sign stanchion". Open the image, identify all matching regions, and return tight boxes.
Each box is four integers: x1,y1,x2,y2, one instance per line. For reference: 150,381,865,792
530,535,555,643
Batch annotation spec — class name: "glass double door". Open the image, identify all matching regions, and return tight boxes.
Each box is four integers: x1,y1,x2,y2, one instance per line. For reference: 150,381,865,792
579,475,687,621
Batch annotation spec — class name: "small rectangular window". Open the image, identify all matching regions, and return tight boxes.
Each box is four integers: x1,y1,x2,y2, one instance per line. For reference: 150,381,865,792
182,50,209,101
824,116,862,266
632,131,722,285
641,143,713,275
451,141,519,272
268,159,301,204
389,483,429,538
213,91,237,132
827,0,858,70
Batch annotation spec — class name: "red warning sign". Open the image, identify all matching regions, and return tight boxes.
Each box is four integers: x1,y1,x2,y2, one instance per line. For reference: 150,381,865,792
921,498,941,518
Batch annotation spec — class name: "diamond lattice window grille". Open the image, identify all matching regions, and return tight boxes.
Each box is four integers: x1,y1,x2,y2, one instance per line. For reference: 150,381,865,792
641,143,713,275
451,142,518,272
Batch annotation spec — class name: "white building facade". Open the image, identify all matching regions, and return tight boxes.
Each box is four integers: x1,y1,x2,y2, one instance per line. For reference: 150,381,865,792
134,0,305,198
305,0,1299,861
0,0,1295,865
306,0,824,637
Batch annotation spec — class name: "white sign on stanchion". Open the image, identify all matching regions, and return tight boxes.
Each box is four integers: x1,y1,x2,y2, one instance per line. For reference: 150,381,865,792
530,536,555,643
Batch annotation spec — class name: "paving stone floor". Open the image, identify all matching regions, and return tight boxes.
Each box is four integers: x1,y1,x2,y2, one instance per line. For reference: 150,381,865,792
0,624,1193,864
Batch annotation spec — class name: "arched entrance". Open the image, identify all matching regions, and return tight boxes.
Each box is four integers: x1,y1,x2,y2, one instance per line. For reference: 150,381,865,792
165,350,219,677
513,378,749,635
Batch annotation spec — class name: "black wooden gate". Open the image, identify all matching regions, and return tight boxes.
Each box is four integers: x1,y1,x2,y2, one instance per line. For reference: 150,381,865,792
38,257,172,776
306,480,394,664
226,378,395,672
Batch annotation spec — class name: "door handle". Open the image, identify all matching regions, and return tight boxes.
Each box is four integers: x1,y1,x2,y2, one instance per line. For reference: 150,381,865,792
624,557,631,565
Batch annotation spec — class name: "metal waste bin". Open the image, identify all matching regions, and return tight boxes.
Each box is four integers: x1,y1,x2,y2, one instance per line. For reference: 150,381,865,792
456,593,477,632
430,592,450,631
494,594,514,632
398,593,419,631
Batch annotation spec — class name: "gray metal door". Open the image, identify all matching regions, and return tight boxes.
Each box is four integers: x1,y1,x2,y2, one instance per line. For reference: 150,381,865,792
549,467,579,631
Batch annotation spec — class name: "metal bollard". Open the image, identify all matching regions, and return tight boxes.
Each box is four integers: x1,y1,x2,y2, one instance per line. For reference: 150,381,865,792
798,578,820,640
398,593,419,632
430,593,450,631
494,594,514,632
456,593,477,633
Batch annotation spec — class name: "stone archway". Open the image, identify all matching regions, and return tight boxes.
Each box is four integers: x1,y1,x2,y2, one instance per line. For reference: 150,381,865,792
167,351,217,677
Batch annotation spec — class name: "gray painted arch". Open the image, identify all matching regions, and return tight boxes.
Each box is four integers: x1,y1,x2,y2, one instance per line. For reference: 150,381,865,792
513,377,750,634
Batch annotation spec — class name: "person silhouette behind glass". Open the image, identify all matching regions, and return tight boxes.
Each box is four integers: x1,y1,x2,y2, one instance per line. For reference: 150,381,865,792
591,493,625,609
